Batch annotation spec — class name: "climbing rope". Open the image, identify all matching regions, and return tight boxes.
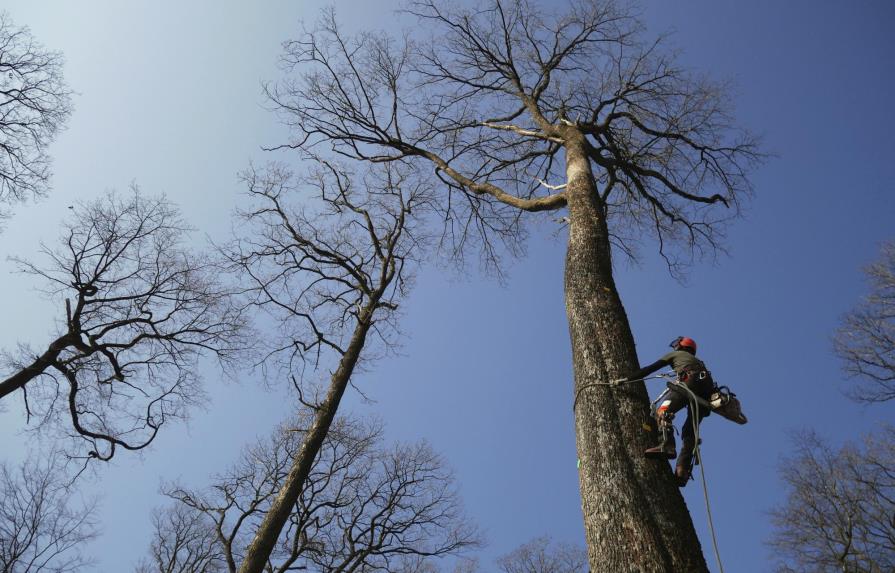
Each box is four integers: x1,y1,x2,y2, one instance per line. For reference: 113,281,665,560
573,373,728,573
668,381,726,573
572,372,674,411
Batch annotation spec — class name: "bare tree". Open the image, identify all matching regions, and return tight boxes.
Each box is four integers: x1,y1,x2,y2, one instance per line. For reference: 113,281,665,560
263,1,760,569
218,160,433,572
835,241,895,403
0,457,97,572
135,505,226,573
497,537,587,573
0,189,246,460
0,12,72,213
768,427,895,573
142,414,479,573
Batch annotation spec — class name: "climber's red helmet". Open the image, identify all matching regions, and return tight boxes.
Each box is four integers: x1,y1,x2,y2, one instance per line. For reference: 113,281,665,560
670,336,697,354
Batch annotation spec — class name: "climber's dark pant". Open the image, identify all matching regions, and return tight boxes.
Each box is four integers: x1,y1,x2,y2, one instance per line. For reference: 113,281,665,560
651,375,714,467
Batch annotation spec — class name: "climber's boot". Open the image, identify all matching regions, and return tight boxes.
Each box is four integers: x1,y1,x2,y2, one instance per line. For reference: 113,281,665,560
645,413,677,459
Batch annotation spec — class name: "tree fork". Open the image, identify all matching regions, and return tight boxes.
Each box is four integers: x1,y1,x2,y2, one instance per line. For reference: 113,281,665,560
563,135,708,572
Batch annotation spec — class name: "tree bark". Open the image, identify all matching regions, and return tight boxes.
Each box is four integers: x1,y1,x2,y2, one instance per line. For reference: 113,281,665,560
563,132,708,572
0,334,73,400
237,307,374,573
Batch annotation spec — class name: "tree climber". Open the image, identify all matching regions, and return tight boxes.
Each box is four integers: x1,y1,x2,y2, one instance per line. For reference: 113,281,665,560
624,336,715,487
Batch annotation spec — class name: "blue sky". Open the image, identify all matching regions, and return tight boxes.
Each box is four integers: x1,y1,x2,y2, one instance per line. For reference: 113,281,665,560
1,1,893,571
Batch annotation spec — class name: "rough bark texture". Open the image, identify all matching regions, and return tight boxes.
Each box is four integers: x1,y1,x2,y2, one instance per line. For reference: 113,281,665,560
563,135,707,572
259,3,760,568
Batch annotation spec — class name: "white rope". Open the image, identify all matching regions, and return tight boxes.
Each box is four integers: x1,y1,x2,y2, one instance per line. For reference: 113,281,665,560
572,372,674,411
671,381,726,573
573,373,728,572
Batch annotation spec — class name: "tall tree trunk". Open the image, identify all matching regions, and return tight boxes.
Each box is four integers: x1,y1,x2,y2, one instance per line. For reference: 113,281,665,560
238,307,374,573
563,134,708,572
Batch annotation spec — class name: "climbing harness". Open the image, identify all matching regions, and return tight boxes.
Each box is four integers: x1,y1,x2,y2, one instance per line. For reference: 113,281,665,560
573,370,749,427
666,379,727,573
574,372,748,573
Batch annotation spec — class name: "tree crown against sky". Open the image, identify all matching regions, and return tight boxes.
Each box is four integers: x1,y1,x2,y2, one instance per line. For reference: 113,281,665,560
0,456,97,573
0,11,71,218
4,1,892,571
223,160,434,391
267,0,760,274
0,190,247,461
769,427,895,573
768,238,895,573
140,413,480,573
836,240,895,403
263,1,761,570
221,159,444,572
496,536,587,573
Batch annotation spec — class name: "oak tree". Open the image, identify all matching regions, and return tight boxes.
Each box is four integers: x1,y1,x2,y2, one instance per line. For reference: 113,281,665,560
263,1,759,570
0,12,71,215
0,457,97,572
0,190,246,460
769,428,895,573
497,536,587,573
136,504,224,573
835,241,895,403
221,161,434,572
142,414,478,573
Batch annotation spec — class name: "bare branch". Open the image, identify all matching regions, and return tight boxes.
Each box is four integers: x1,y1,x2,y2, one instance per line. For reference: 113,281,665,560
0,189,247,460
223,160,430,388
0,12,72,214
221,159,438,572
267,0,761,271
263,3,763,569
497,536,587,573
769,427,895,572
835,241,895,403
0,457,98,572
135,504,226,573
534,177,566,191
144,414,481,573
